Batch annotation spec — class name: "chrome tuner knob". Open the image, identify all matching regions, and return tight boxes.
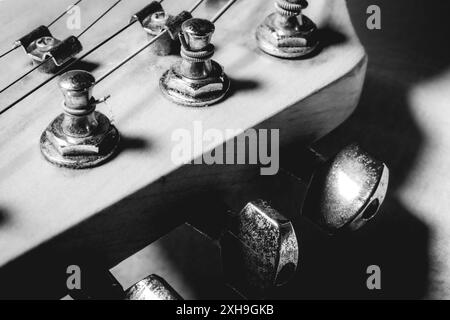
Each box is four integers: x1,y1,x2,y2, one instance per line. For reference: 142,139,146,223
15,26,82,73
303,144,389,234
256,0,318,59
160,18,230,107
40,70,120,169
220,200,299,298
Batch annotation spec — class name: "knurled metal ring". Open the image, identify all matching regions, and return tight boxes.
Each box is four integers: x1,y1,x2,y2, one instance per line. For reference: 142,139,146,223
179,33,215,62
180,45,215,62
63,101,96,117
275,0,305,16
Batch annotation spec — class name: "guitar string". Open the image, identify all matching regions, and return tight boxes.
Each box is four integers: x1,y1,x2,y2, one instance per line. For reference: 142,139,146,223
96,0,238,83
0,0,167,115
0,0,84,60
97,0,210,83
0,0,123,95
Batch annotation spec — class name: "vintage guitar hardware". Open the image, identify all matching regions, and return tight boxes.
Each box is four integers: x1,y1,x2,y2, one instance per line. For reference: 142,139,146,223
0,0,204,115
15,27,83,74
291,144,389,234
160,18,230,107
39,70,120,169
132,1,192,56
0,0,83,60
0,0,123,95
132,1,171,56
70,269,182,300
189,200,298,299
256,0,319,58
221,201,298,298
0,0,374,300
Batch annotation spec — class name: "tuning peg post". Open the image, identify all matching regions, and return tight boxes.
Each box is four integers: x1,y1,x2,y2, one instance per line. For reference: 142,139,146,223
40,70,120,169
256,0,319,59
160,18,230,107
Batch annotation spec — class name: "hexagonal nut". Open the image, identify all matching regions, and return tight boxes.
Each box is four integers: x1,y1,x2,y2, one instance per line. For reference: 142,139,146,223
256,13,318,58
45,112,115,157
160,60,230,107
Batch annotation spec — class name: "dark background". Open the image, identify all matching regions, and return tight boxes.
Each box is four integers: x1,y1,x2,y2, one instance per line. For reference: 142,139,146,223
313,0,450,298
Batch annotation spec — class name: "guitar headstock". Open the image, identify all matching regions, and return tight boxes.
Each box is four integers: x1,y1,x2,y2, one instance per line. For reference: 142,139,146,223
0,0,373,299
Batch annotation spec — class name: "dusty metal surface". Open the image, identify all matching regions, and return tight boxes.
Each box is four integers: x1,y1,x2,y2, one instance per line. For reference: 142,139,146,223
221,200,299,298
160,18,230,107
40,70,120,169
256,0,318,59
124,274,183,300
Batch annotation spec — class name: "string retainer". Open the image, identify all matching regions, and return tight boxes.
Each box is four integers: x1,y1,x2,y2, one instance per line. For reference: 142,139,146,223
15,26,82,73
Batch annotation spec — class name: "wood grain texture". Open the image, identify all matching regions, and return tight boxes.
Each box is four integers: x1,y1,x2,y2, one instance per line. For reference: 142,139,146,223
0,0,366,289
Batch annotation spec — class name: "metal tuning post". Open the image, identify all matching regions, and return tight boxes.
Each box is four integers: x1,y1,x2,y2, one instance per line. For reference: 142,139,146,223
160,18,230,107
40,70,120,169
131,2,192,56
256,0,318,59
301,144,389,234
15,26,82,73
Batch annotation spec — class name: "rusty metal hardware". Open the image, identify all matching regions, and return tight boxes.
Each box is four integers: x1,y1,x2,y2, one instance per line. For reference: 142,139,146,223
124,274,183,300
256,0,318,58
69,270,182,300
221,200,299,298
189,200,298,299
132,1,193,56
40,70,120,169
160,18,230,107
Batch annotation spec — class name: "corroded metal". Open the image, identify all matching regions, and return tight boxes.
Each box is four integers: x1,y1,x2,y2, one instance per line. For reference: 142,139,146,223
221,200,299,298
142,11,193,56
124,274,183,300
142,10,174,55
40,70,119,169
15,26,82,73
70,270,182,300
303,144,389,234
130,1,164,25
160,18,230,107
256,0,318,58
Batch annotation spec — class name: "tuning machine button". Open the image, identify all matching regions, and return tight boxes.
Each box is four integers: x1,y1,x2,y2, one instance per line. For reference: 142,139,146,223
40,70,120,169
160,18,230,107
256,0,318,59
15,26,82,73
190,200,299,298
124,274,182,300
70,269,182,300
131,1,192,56
302,144,389,234
221,200,299,298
